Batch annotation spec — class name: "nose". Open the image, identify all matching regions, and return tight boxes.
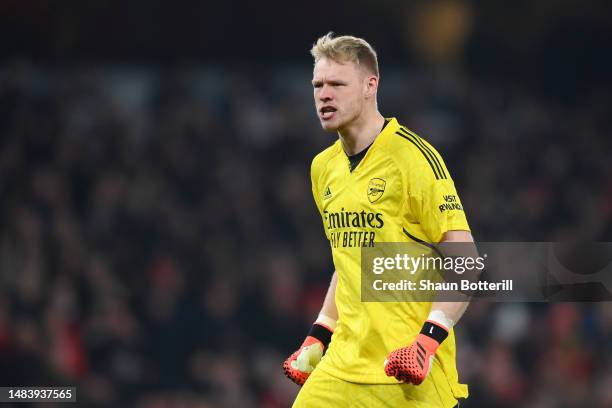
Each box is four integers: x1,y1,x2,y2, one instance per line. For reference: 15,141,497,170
318,84,333,102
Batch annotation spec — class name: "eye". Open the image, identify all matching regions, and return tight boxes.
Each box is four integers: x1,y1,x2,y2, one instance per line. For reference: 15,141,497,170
313,83,322,88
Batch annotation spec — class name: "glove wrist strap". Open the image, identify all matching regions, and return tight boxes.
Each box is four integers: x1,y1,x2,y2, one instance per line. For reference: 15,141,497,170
307,323,333,350
420,321,449,344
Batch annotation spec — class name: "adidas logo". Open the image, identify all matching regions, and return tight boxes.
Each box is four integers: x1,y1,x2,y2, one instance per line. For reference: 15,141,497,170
323,186,332,200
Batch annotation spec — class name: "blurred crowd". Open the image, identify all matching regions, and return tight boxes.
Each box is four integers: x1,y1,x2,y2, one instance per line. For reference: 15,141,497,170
0,61,611,408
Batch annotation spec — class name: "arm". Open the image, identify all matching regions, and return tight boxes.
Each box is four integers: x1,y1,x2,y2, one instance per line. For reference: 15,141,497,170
283,272,338,385
385,135,475,384
319,271,338,324
285,157,338,385
385,230,478,385
429,230,476,329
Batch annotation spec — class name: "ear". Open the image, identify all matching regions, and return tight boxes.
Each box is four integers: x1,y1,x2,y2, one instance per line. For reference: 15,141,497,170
364,74,378,99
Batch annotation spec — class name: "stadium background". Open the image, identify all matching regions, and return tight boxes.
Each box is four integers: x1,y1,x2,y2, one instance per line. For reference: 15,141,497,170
1,1,611,406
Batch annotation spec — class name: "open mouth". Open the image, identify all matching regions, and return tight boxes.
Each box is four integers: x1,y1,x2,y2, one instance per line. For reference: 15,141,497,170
319,106,337,120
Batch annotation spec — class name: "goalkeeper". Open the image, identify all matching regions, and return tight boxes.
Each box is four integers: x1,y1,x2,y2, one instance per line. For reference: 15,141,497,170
283,33,477,407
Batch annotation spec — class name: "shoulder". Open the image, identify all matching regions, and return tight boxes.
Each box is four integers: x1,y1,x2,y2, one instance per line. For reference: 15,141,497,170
386,121,449,181
311,140,341,175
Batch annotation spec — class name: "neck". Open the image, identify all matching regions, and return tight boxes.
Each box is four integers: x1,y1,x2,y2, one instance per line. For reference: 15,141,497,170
338,109,385,156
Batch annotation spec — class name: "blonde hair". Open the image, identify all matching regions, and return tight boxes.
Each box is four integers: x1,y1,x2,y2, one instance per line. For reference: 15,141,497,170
310,32,379,77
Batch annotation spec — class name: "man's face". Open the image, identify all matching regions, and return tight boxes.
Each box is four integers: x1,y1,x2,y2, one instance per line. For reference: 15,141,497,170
312,57,368,131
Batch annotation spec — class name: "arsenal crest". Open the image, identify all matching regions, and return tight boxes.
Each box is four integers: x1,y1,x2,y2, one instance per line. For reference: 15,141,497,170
367,178,386,203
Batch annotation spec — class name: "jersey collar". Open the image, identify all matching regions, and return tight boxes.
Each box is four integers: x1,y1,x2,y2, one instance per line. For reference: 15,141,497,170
334,117,400,172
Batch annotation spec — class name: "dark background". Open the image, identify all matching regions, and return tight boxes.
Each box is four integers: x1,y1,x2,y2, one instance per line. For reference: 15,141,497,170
0,1,611,407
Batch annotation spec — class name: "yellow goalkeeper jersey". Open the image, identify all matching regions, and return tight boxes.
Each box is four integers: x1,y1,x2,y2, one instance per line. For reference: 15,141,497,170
311,118,470,402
